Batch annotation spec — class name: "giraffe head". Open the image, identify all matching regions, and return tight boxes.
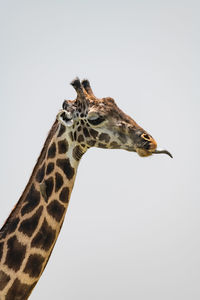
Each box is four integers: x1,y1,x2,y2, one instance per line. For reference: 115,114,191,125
57,78,172,158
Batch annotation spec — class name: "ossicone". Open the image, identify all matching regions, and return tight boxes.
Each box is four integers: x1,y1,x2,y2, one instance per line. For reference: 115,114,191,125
71,77,85,99
81,79,95,97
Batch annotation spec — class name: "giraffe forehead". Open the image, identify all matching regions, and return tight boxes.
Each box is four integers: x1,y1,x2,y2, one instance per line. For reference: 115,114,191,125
88,97,116,111
88,98,135,125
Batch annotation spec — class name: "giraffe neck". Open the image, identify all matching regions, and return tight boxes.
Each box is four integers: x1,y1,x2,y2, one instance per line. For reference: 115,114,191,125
0,121,84,300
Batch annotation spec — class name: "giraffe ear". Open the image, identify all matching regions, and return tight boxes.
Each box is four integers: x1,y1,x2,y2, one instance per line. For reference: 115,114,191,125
57,110,74,127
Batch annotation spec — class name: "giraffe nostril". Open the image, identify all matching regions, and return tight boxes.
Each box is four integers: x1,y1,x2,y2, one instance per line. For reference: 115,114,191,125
141,133,151,141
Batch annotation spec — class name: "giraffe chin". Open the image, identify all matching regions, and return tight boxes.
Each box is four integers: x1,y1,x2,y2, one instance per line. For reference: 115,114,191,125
136,148,153,157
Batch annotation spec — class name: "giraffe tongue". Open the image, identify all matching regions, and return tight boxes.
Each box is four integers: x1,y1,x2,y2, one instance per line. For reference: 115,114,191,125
153,149,173,158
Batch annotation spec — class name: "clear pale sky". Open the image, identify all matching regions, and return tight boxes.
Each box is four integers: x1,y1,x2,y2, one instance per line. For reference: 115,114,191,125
0,1,200,299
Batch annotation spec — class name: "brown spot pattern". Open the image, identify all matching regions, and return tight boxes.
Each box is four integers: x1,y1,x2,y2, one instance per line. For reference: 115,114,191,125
19,206,43,237
5,236,26,272
98,143,107,148
31,218,56,251
56,158,75,180
0,242,3,261
0,218,20,240
58,139,68,154
0,270,10,291
6,278,36,300
89,129,98,139
57,124,66,137
83,127,90,137
69,132,74,141
47,142,56,158
8,218,20,234
24,254,45,278
77,134,84,143
47,200,65,222
55,172,64,192
40,182,47,201
99,133,110,143
21,184,40,216
46,162,54,175
44,177,54,201
74,132,77,141
59,187,69,203
36,163,45,183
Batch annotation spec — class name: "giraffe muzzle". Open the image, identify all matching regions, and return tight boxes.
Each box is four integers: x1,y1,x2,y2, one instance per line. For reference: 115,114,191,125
136,133,172,158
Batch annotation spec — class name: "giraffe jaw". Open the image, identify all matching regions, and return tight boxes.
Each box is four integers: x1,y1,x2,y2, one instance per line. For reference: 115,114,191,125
136,148,153,157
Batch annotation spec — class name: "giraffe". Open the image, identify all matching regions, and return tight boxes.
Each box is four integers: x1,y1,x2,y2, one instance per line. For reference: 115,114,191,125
0,78,172,299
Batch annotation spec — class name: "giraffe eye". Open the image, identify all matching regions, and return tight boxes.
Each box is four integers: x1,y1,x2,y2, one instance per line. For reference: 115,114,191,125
88,115,105,126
